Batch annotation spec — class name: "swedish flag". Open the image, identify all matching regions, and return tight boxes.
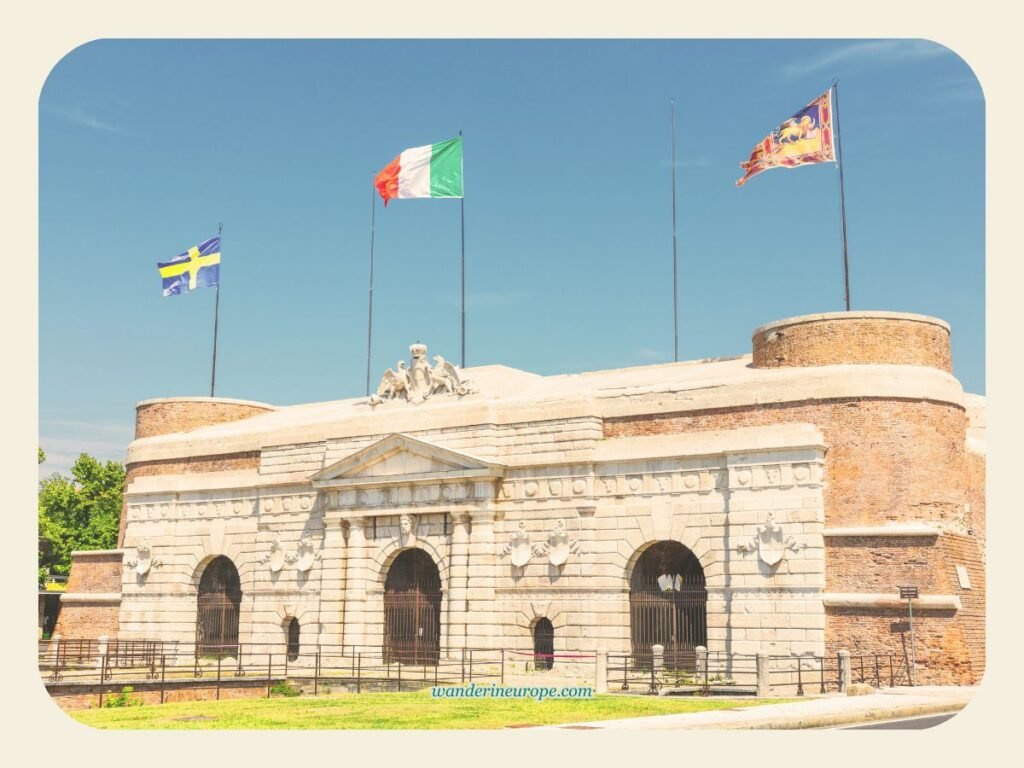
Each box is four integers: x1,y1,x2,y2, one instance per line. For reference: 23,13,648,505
158,237,221,297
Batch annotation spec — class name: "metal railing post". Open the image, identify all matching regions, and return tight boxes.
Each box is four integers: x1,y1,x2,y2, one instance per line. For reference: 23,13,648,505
820,656,826,694
397,658,402,692
468,649,473,683
874,655,881,688
267,654,273,698
890,655,895,687
314,647,321,696
160,654,166,704
356,653,362,694
216,654,222,700
461,647,466,683
797,658,804,696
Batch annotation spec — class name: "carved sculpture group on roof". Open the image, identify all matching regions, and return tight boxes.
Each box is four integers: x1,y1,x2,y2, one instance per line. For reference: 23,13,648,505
369,343,476,406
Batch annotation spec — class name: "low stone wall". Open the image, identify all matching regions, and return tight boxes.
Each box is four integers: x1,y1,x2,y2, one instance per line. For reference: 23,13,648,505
46,678,277,711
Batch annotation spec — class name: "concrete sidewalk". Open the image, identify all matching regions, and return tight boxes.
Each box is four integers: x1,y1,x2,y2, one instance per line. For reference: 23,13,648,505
555,686,976,730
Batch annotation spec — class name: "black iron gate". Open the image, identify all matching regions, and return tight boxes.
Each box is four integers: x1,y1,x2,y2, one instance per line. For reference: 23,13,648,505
196,556,241,656
384,549,441,665
629,541,707,669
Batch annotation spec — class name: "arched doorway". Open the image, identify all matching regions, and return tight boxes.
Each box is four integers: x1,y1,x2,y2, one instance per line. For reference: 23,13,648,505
533,618,554,671
629,541,706,668
384,549,441,665
196,556,241,656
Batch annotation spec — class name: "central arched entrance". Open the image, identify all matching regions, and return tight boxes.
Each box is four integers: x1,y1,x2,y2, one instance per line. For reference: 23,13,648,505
196,556,242,656
384,549,441,666
629,541,707,668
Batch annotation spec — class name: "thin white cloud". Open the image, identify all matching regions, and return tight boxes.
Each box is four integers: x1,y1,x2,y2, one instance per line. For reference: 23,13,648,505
41,418,134,435
47,104,125,133
636,347,665,362
783,40,949,80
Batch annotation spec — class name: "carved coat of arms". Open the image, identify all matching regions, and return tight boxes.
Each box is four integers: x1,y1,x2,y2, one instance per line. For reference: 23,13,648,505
502,521,533,567
533,519,582,567
736,513,804,566
369,343,475,406
126,540,163,576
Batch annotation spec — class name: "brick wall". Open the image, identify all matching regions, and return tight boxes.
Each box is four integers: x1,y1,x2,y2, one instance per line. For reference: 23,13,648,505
53,552,124,639
63,553,123,593
823,531,985,683
135,399,273,439
604,397,969,529
966,451,986,553
752,314,952,372
52,603,120,639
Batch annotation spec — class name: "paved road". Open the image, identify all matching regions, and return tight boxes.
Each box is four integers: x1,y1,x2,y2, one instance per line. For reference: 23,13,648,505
838,712,957,730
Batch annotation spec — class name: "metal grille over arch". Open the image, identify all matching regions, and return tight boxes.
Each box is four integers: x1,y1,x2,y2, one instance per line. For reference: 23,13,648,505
196,556,241,656
384,548,441,666
533,618,554,670
629,541,707,668
286,618,300,662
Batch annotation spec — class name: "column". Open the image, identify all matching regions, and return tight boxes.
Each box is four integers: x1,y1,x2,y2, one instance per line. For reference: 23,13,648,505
317,516,346,648
343,517,368,650
466,508,498,649
446,511,471,653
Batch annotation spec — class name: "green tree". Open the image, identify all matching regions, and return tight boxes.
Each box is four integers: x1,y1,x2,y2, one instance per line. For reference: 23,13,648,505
38,453,125,582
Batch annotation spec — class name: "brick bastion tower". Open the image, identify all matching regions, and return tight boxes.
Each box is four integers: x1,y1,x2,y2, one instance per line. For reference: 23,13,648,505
52,311,985,686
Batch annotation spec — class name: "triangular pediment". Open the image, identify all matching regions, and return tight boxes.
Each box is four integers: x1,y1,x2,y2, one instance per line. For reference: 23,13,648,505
310,433,505,488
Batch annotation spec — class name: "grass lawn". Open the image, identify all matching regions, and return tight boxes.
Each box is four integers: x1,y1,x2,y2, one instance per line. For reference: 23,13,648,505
70,690,793,730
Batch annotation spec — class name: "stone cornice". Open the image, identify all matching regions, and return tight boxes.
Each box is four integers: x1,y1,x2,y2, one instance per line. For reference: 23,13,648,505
59,593,122,604
822,593,961,611
824,525,941,538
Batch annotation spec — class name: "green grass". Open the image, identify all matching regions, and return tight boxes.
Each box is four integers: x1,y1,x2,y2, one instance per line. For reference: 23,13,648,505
70,690,793,730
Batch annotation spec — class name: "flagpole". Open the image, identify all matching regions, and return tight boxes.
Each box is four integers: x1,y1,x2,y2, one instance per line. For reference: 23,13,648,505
832,80,852,311
670,99,679,362
210,222,222,397
366,183,377,396
459,129,466,369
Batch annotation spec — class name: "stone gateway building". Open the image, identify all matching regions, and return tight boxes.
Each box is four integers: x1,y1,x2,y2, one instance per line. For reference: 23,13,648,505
54,311,986,685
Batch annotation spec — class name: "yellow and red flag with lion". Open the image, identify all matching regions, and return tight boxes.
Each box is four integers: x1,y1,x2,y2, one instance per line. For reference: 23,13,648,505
736,89,835,187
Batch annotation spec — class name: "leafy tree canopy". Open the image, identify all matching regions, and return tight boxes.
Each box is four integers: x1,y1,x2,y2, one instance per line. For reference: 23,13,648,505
38,453,124,583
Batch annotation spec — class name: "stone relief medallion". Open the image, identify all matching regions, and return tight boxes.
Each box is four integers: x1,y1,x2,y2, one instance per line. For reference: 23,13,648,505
765,466,782,485
628,476,643,492
572,479,586,495
524,482,538,498
263,499,274,513
300,496,312,511
503,521,533,567
683,474,699,490
548,480,562,497
737,469,752,486
793,464,810,482
655,476,670,493
601,477,616,495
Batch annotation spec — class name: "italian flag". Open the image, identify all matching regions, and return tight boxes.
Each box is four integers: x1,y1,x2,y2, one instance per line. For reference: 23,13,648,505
374,137,463,207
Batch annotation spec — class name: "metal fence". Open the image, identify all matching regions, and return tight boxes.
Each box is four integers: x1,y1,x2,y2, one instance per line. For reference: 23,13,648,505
39,640,506,701
608,649,911,696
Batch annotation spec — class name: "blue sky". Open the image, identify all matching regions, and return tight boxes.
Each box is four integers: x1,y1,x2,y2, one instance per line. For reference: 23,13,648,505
39,39,984,475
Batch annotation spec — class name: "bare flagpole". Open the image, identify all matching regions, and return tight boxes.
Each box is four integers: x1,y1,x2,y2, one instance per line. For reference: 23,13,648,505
832,79,852,311
459,129,466,369
210,222,222,397
366,182,377,396
670,99,679,362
